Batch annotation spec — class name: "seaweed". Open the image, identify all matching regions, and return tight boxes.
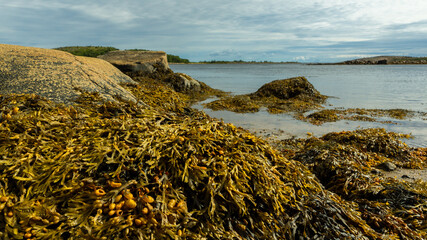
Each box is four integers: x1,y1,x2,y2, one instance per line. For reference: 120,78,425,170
304,108,424,125
202,76,426,127
0,91,388,239
276,128,426,239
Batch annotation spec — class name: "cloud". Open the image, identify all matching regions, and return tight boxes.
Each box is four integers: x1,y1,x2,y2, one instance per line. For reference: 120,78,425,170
1,0,426,61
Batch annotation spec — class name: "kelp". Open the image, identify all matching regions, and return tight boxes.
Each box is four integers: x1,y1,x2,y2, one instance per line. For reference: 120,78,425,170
0,91,389,239
205,95,260,113
277,128,426,239
125,69,225,102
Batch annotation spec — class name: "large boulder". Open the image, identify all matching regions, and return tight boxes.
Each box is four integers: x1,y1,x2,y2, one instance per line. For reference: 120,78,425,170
0,44,137,104
98,50,170,75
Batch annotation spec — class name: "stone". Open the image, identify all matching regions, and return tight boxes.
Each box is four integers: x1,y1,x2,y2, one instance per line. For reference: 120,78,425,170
97,50,220,98
0,44,137,104
98,50,170,75
163,73,201,93
377,161,397,171
251,76,327,103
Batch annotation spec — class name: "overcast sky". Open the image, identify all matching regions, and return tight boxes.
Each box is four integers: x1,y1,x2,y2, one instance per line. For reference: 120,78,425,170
1,0,427,62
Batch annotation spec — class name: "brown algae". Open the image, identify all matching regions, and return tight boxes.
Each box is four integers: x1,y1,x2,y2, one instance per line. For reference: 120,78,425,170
0,90,386,239
276,128,426,239
0,73,425,239
305,108,423,125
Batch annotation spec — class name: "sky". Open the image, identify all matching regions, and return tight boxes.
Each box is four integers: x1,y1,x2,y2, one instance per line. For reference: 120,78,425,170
1,0,427,62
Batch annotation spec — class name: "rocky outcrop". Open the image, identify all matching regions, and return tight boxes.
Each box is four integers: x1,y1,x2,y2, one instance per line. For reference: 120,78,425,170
0,44,137,104
250,76,327,103
342,56,427,65
98,50,221,98
206,76,327,113
98,50,170,75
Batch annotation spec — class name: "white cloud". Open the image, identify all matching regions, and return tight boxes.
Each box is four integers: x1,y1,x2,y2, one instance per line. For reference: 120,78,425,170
294,56,307,61
1,0,426,61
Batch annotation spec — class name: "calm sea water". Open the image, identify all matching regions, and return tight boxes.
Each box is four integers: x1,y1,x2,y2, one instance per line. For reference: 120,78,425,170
170,64,427,147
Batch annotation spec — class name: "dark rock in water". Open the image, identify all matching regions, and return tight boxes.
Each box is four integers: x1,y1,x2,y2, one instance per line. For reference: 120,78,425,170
0,44,137,104
377,161,397,171
251,76,327,103
98,50,170,75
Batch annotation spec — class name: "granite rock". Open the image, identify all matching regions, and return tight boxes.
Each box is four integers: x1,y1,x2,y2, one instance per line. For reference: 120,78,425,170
0,44,137,104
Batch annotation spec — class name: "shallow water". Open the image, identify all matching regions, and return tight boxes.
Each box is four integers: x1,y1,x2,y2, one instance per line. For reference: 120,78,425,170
171,64,427,147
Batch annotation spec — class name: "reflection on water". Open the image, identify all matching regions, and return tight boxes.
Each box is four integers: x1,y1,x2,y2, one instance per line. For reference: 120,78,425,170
171,64,427,147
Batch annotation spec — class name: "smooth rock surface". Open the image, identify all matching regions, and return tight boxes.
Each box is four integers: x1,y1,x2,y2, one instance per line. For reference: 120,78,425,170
0,44,137,104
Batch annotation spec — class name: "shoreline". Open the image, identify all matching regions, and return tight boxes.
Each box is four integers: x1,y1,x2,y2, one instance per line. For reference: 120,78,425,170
171,62,427,65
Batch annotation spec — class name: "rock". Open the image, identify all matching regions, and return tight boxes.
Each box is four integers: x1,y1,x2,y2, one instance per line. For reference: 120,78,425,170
377,161,397,171
251,76,327,103
97,50,221,98
163,73,201,93
205,76,327,114
0,44,137,104
98,50,170,75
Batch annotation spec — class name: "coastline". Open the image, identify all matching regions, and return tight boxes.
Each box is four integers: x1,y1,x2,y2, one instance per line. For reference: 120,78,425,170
169,62,301,65
1,45,426,239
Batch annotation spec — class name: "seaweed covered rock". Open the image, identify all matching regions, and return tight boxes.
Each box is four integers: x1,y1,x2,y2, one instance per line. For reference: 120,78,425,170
98,50,224,99
0,93,385,239
277,128,427,239
250,76,327,103
128,72,224,101
0,44,137,104
162,73,202,93
205,76,327,114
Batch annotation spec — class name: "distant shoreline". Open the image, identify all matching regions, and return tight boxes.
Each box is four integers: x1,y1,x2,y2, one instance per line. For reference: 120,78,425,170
172,56,427,65
171,61,427,65
170,62,301,65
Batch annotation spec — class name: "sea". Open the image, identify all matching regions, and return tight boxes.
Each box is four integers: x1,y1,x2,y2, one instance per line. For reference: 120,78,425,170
170,64,427,147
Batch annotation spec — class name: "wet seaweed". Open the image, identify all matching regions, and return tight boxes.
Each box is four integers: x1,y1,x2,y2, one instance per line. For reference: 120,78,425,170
305,108,424,125
276,128,426,239
0,91,388,239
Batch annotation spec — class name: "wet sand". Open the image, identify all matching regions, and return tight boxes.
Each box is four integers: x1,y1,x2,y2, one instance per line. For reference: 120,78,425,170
382,168,427,182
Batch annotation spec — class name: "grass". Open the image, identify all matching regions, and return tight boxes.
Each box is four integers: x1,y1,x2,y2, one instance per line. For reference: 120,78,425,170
54,46,118,57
